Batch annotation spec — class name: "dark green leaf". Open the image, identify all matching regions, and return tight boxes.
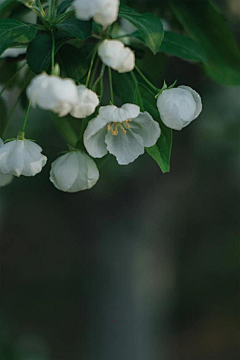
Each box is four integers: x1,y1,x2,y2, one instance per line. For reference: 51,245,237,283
56,17,92,41
0,19,37,55
118,4,164,54
160,31,207,63
26,31,72,74
0,0,15,13
57,0,73,15
56,43,96,82
170,1,240,85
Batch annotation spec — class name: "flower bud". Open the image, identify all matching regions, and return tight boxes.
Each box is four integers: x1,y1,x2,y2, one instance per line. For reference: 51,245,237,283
98,40,135,73
73,0,119,27
27,74,79,117
0,138,47,177
0,138,13,187
50,150,99,192
157,86,202,130
70,85,99,119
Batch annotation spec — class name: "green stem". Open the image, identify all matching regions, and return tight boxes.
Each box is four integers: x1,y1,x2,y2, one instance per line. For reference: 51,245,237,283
85,49,97,88
54,10,74,24
92,63,106,99
138,82,156,97
48,0,55,22
21,100,31,132
89,57,100,89
135,65,159,93
37,0,46,18
0,61,27,97
108,67,114,104
51,30,55,73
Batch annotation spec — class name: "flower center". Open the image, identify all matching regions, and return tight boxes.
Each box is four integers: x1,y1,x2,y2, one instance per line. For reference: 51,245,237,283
107,119,132,136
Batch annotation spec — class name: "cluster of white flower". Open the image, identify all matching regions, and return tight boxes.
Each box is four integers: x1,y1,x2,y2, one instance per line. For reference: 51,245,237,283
0,0,202,193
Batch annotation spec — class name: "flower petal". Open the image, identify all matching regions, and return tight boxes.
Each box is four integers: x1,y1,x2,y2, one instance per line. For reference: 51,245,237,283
130,111,161,147
99,103,140,123
84,125,108,158
50,151,81,192
179,85,202,120
0,173,13,187
105,129,144,165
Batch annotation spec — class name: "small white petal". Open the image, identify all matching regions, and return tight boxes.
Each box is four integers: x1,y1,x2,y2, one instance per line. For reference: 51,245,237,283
99,103,140,123
70,85,99,119
179,85,202,119
84,125,108,158
0,47,26,58
130,112,161,147
0,173,13,187
105,129,144,165
98,40,135,73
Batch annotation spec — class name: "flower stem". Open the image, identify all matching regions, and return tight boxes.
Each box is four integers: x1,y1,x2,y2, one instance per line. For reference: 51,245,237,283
54,10,74,24
92,63,106,100
135,65,160,93
108,67,114,104
0,61,27,97
48,0,55,22
51,30,55,74
21,100,31,132
89,57,100,89
85,49,97,88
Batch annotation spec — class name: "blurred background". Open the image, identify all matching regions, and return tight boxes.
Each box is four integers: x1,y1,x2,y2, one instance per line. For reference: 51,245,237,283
0,0,240,359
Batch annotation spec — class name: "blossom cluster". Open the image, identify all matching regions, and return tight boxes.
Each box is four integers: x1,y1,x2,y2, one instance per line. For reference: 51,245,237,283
0,0,202,193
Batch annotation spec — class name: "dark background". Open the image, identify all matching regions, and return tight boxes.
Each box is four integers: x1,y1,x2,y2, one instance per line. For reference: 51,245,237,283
0,0,240,359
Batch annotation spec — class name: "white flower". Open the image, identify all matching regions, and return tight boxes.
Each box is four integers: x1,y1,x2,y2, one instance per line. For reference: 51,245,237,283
98,40,135,73
0,47,26,58
27,74,79,117
73,0,119,27
0,138,13,187
50,150,99,192
84,104,161,165
157,86,202,130
70,85,99,119
0,138,47,177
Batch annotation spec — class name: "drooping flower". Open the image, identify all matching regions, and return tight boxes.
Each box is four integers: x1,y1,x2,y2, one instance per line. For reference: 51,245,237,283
0,138,13,187
98,40,135,73
0,135,47,177
84,104,161,165
70,85,99,119
27,73,79,117
73,0,119,27
157,86,202,130
50,150,99,192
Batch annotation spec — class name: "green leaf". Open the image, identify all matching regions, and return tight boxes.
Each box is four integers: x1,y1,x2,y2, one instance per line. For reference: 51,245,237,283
160,31,207,63
142,94,172,173
56,17,92,41
56,43,96,82
0,19,37,55
57,0,73,15
170,1,240,85
26,31,72,74
0,0,15,13
118,4,164,54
